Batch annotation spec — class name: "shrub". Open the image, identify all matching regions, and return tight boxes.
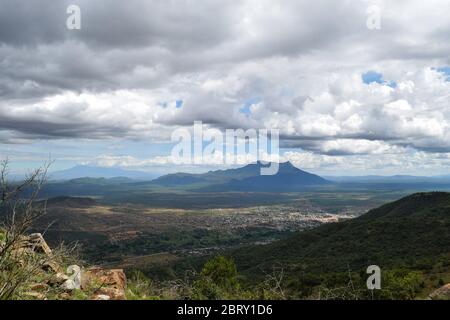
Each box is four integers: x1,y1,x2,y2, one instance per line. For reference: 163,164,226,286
377,269,423,300
192,256,241,299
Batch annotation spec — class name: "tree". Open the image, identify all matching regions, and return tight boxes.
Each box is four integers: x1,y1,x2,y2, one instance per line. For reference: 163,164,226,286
377,269,423,300
193,256,240,299
0,159,50,299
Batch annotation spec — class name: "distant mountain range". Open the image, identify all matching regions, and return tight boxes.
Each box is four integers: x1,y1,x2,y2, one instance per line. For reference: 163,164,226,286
326,174,450,184
49,165,158,180
49,163,450,185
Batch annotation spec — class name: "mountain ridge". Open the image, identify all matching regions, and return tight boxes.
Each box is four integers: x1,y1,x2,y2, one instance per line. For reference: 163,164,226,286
50,165,158,181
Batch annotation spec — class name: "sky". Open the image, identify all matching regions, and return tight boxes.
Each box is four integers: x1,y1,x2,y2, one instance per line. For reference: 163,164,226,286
0,0,450,176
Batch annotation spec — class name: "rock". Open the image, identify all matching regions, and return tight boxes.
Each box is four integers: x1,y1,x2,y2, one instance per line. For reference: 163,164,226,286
10,233,49,255
62,280,78,291
20,233,52,256
4,231,129,300
48,272,69,286
61,265,82,290
429,283,450,300
17,233,63,273
30,283,49,291
81,267,127,300
41,260,62,273
93,287,125,300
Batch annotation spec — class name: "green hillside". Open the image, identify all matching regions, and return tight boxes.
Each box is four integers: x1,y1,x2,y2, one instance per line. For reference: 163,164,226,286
230,192,450,298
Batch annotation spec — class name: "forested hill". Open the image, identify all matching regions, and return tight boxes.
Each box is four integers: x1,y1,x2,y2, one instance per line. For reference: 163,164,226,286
233,192,450,276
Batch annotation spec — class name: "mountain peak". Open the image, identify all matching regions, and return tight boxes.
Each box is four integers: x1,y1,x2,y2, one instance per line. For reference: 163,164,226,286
254,160,296,169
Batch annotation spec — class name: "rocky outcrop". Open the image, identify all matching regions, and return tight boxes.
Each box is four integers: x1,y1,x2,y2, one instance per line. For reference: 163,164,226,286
15,232,127,300
81,268,127,300
21,233,53,255
428,284,450,300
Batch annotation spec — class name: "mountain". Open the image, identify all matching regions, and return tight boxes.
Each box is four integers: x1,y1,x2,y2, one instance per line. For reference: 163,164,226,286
200,162,330,191
49,165,158,180
232,192,450,277
150,161,266,186
152,161,330,191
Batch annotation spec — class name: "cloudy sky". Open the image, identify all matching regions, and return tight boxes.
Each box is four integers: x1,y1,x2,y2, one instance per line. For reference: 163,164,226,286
1,0,449,176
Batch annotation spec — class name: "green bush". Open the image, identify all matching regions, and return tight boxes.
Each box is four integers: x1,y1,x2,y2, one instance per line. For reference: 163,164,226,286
377,269,423,300
192,256,242,299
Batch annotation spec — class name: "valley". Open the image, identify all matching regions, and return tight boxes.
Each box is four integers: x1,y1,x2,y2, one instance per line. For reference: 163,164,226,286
25,163,450,280
29,185,413,271
33,195,351,266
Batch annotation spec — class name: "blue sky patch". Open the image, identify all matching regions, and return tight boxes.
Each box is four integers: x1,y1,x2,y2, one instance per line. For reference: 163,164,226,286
239,97,261,116
362,71,396,88
437,66,450,81
362,71,384,84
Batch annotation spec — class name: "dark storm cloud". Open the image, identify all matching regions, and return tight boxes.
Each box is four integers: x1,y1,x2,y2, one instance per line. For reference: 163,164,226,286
0,0,367,99
0,0,235,48
0,0,240,99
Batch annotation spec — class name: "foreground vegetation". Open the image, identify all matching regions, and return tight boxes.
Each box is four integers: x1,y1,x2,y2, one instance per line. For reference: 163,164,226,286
123,256,449,300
